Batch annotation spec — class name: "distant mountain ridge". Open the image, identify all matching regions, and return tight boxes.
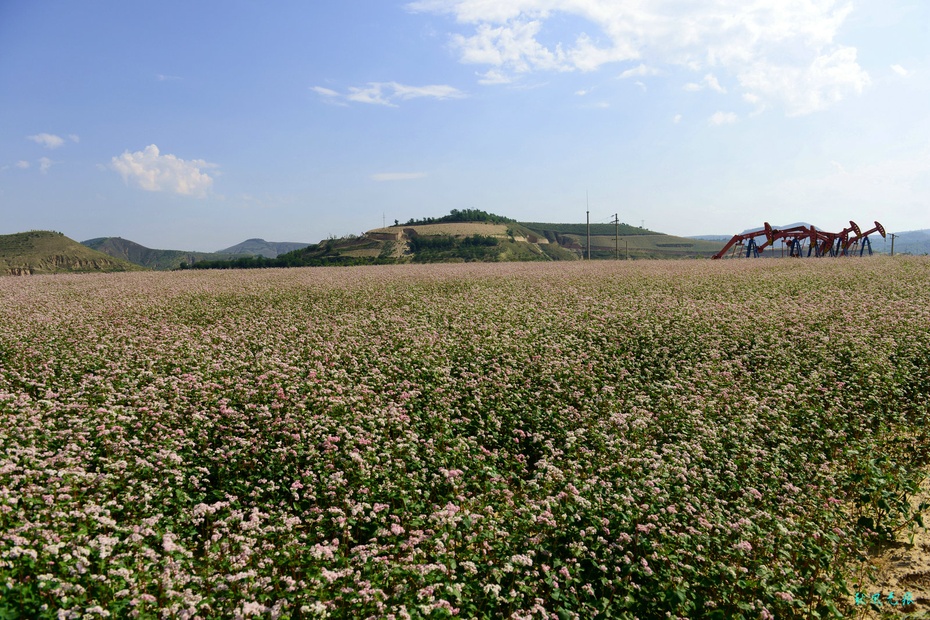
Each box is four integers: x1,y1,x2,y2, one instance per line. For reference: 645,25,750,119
82,237,236,270
883,229,930,255
216,238,311,258
81,237,314,269
2,231,142,275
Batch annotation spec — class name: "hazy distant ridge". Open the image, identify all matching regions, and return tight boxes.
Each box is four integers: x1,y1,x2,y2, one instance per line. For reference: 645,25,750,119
82,237,237,270
216,239,311,258
882,229,930,255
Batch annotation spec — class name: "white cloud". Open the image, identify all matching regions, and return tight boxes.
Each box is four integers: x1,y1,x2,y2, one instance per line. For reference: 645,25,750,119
477,69,512,84
684,74,725,93
673,114,682,124
408,0,868,115
705,74,725,93
28,133,65,149
314,82,466,107
738,46,869,116
312,86,340,97
709,111,738,125
110,144,216,197
69,134,80,143
619,64,659,79
891,64,910,77
448,20,564,73
15,160,30,169
38,157,53,173
371,172,428,181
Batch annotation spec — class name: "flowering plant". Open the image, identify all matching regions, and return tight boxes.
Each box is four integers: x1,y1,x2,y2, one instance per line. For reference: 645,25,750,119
1,258,928,618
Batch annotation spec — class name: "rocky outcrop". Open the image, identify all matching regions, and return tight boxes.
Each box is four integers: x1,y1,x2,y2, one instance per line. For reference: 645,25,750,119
5,256,131,276
28,255,124,272
369,231,403,241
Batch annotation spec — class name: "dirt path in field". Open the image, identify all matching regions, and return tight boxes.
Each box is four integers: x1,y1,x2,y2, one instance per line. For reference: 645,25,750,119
849,474,930,618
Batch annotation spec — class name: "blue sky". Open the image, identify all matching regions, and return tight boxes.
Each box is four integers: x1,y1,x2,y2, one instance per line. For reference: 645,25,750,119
1,0,928,251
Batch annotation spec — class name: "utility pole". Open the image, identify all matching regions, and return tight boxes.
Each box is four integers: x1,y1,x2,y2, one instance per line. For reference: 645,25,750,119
890,233,897,256
612,213,619,260
586,210,591,260
586,192,591,260
625,239,629,260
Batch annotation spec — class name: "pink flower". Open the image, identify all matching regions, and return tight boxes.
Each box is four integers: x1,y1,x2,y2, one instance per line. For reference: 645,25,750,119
734,540,752,553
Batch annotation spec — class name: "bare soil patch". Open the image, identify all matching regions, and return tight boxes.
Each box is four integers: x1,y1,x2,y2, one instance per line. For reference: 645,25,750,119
850,474,930,618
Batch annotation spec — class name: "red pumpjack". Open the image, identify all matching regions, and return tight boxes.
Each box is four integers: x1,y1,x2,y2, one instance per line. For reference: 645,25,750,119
712,221,886,259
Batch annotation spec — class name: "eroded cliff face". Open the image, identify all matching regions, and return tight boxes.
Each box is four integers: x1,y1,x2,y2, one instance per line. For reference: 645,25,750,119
5,256,127,276
42,255,123,270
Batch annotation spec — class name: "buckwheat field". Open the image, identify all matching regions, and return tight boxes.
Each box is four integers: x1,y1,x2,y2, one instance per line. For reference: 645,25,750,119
2,258,929,619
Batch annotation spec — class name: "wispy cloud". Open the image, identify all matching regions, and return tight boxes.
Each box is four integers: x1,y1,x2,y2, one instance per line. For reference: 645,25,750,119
408,0,868,115
312,86,340,97
477,69,512,85
619,64,659,80
28,133,65,149
38,157,53,173
891,64,910,77
313,82,466,107
15,160,30,169
110,144,217,197
684,74,726,93
371,172,428,181
709,111,738,125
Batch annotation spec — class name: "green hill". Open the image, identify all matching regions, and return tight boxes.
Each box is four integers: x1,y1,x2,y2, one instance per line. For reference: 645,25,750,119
519,221,724,259
520,221,654,237
1,231,144,276
82,237,236,270
187,212,728,270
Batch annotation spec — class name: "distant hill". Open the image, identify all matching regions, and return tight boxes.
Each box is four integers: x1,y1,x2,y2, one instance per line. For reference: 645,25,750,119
689,235,731,242
520,221,655,237
216,238,311,258
1,231,143,276
188,213,728,270
83,237,236,270
881,229,930,255
520,221,724,259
